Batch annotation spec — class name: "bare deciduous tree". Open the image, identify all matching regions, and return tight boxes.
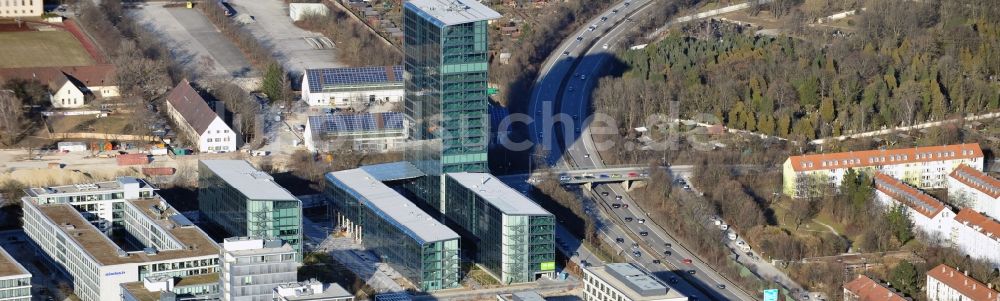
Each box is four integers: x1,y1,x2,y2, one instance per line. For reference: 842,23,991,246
0,91,24,146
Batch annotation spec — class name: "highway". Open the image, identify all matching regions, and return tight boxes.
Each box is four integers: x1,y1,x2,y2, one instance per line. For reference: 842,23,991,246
525,1,759,300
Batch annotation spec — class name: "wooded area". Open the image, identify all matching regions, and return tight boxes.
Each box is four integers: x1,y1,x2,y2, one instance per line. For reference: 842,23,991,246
596,0,1000,143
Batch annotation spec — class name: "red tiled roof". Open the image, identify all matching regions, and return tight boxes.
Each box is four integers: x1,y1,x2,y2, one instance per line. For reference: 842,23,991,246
926,264,1000,301
843,275,908,301
0,65,116,88
954,208,1000,243
788,144,983,172
950,164,1000,199
874,173,947,218
165,79,220,135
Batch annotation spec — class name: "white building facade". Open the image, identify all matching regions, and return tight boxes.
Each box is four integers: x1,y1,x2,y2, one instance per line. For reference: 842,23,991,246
304,112,408,153
21,186,220,301
50,78,86,109
220,237,299,301
926,264,1000,301
301,66,403,107
272,280,354,301
583,263,687,301
949,208,1000,265
783,143,984,197
165,79,238,153
0,0,41,17
947,164,1000,220
0,246,32,301
874,173,954,242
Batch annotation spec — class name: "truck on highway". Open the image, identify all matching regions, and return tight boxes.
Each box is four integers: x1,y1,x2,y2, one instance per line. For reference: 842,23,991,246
727,231,738,240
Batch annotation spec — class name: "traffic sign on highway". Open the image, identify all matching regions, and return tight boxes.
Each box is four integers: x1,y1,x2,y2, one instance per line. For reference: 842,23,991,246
763,289,779,301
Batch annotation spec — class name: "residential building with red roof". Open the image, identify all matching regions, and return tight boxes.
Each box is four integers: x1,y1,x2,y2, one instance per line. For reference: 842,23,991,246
0,65,119,108
926,264,1000,301
949,209,1000,264
782,143,984,197
164,80,237,153
948,164,1000,220
874,173,954,241
843,275,908,301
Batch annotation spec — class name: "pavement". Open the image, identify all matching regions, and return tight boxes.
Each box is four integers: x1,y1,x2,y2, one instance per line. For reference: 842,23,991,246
129,3,255,81
302,216,407,293
226,0,343,79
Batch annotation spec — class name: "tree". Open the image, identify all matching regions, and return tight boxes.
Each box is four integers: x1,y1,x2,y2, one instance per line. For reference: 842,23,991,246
886,204,914,244
261,63,286,103
890,260,920,297
0,91,24,146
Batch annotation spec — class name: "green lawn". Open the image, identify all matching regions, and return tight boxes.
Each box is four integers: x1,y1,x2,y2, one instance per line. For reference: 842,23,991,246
0,31,94,68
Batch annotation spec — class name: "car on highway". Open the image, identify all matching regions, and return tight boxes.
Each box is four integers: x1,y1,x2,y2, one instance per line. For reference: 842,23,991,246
615,195,623,200
717,284,726,289
664,250,672,256
683,184,692,190
633,251,641,257
624,1,630,6
611,173,622,178
687,270,696,275
559,175,571,181
599,174,610,178
638,218,645,224
682,258,693,264
588,25,597,31
584,153,591,158
624,217,633,222
562,51,569,56
639,231,648,236
631,243,638,249
600,16,608,22
652,259,661,264
601,191,610,196
612,203,621,208
612,9,619,13
639,172,649,177
665,242,672,248
576,36,583,41
616,237,624,243
602,43,609,49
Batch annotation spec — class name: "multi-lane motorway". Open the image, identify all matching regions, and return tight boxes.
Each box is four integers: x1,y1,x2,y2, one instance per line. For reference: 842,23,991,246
525,1,758,300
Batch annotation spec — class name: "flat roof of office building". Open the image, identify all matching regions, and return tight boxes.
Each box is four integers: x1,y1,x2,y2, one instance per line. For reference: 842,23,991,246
29,198,219,266
586,263,685,301
277,281,353,301
326,169,459,244
120,273,220,301
404,0,501,26
23,176,154,197
0,245,30,278
359,161,424,181
447,172,550,216
200,160,298,201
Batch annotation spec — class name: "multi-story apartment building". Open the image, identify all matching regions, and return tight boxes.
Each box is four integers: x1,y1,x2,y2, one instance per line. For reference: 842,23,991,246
926,264,1000,301
874,173,954,241
0,245,31,301
272,280,354,301
582,263,687,301
198,160,303,260
22,195,220,301
325,168,461,291
301,66,403,107
947,164,1000,219
402,0,501,207
304,112,408,153
0,0,41,17
949,208,1000,265
843,275,909,301
219,237,299,301
443,172,555,283
782,143,984,197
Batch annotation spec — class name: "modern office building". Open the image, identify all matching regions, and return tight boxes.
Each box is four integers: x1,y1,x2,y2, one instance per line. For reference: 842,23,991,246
325,168,461,291
219,237,299,301
843,275,908,301
272,280,354,301
444,172,555,283
120,273,221,301
304,112,408,153
22,195,220,301
0,245,31,301
198,160,303,260
22,177,157,233
949,208,1000,265
926,264,1000,301
782,143,984,197
582,263,687,301
402,0,501,207
301,66,404,107
496,291,546,301
947,164,1000,219
874,173,954,241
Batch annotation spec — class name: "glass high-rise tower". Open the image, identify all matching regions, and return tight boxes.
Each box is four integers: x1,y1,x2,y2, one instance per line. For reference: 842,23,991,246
403,0,501,210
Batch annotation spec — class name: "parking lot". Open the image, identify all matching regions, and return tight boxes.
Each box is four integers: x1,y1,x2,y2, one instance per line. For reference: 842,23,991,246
227,0,343,78
129,4,255,81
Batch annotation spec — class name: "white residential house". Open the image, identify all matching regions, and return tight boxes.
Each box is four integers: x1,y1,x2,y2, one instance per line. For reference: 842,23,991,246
926,264,1000,301
874,173,954,242
164,79,237,153
0,0,41,17
301,66,403,107
949,208,1000,265
947,164,1000,220
0,65,119,109
782,144,984,197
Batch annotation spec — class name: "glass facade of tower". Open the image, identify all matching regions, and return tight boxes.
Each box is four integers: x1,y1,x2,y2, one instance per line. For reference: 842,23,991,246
403,3,491,207
198,162,303,260
444,176,556,284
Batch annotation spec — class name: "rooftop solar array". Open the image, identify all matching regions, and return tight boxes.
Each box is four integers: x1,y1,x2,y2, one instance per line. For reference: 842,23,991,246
305,65,403,92
308,112,405,136
875,174,944,217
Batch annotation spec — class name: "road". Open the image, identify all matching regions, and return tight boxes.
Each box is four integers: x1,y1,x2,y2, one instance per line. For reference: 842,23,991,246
525,0,763,300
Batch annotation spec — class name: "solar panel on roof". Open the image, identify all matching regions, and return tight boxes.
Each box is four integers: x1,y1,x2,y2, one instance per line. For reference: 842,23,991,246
305,66,404,91
309,112,405,135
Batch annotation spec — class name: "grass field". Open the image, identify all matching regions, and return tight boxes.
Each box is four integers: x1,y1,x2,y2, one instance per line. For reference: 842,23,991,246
0,31,94,68
48,115,131,134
